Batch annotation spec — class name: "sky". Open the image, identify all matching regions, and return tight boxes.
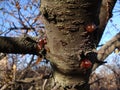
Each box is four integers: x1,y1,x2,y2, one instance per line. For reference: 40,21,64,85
0,0,41,36
0,0,42,69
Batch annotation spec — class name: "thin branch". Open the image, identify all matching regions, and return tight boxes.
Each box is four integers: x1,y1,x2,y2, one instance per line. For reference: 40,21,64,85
9,27,35,30
16,75,44,84
89,77,103,85
0,84,8,90
42,79,48,90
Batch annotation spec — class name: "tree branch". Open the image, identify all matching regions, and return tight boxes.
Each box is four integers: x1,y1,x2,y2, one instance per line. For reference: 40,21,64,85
98,0,116,43
97,32,120,61
9,27,35,30
16,74,48,84
0,36,38,55
93,32,120,70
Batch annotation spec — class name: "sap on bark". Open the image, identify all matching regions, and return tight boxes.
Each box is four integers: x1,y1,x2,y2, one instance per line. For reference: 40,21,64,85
85,23,97,33
37,38,47,50
80,59,92,70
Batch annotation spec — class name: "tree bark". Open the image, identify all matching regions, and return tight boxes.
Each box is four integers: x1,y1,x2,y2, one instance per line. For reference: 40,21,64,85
0,36,37,55
0,0,117,90
41,0,101,72
40,0,117,89
40,0,101,89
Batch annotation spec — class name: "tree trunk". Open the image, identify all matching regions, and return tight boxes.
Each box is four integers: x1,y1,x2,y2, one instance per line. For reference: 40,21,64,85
40,0,101,89
0,0,117,90
40,0,117,89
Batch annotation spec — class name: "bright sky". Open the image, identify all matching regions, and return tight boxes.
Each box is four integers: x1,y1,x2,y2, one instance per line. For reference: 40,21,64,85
0,0,41,36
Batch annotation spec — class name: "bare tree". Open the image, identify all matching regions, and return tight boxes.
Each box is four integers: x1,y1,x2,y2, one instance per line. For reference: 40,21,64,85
0,0,119,90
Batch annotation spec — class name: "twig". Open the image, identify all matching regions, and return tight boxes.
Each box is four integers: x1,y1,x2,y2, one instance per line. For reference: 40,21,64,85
42,79,48,90
0,84,8,90
28,86,34,90
16,75,44,84
89,78,103,85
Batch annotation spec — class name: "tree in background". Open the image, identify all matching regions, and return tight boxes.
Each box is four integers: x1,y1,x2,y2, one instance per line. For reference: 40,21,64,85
0,0,119,90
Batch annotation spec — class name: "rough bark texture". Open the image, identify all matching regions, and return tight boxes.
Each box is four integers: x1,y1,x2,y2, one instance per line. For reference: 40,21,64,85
40,0,117,89
0,36,37,55
0,0,117,90
41,0,101,73
40,0,101,89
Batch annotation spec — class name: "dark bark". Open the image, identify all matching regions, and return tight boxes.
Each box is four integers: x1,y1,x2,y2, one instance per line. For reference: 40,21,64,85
40,0,117,90
0,36,37,55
